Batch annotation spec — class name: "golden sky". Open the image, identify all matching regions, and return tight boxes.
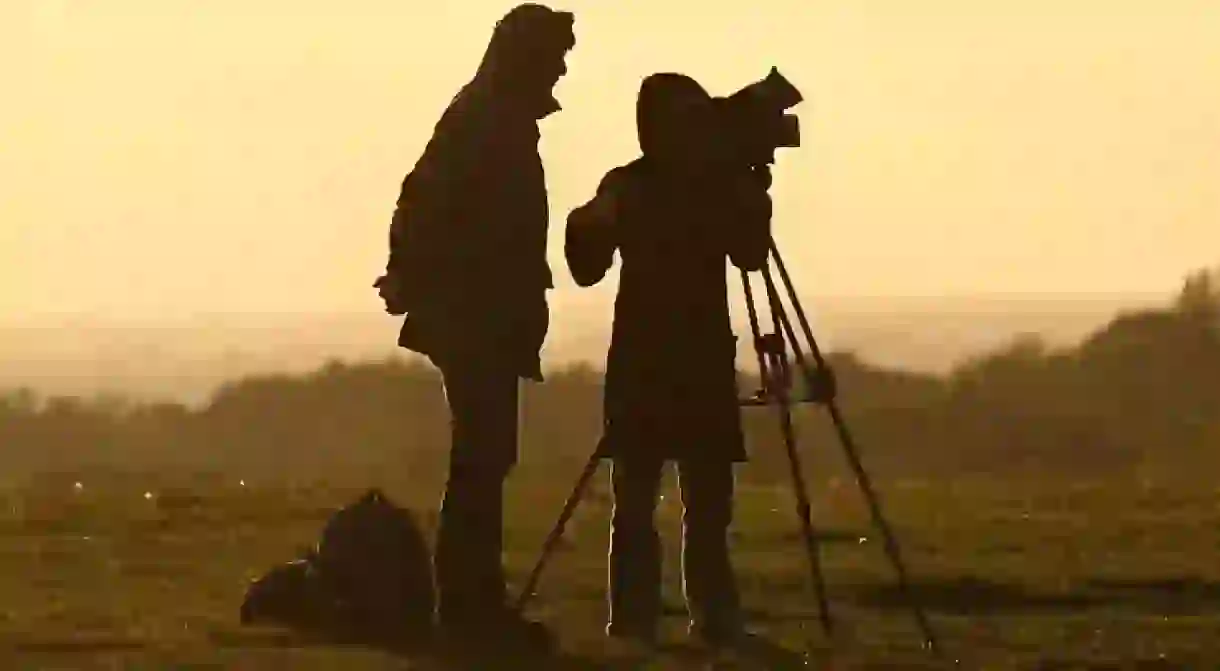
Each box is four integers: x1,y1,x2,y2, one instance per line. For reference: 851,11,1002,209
2,0,1218,322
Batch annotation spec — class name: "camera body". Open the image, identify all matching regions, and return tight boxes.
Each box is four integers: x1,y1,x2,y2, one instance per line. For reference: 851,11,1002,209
715,67,804,170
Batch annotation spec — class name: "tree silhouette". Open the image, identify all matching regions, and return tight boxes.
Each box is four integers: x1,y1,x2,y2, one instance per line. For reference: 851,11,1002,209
1,267,1217,483
1174,266,1220,326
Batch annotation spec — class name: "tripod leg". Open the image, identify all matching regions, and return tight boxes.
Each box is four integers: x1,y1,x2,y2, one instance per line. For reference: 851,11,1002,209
739,270,769,381
825,402,941,656
772,384,835,639
761,269,818,394
765,244,943,656
758,275,835,639
515,452,603,611
768,242,828,365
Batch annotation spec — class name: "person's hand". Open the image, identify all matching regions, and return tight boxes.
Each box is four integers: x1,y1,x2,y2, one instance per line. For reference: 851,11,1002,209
587,192,618,227
569,182,621,237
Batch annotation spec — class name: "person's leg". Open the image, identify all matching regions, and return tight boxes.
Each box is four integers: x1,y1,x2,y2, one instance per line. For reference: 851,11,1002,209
433,358,519,631
677,458,743,646
607,456,665,643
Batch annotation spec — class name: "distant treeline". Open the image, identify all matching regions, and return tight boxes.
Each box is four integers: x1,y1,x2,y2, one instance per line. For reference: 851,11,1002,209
2,270,1217,485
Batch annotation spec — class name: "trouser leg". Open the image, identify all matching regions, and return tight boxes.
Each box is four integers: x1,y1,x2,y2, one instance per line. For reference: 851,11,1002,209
433,362,519,627
607,456,665,639
677,459,742,641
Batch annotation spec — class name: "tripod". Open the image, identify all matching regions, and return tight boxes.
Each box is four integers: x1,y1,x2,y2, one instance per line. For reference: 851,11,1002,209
515,239,941,659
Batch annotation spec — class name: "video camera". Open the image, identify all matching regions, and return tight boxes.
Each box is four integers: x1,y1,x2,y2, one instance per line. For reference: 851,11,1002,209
715,67,804,170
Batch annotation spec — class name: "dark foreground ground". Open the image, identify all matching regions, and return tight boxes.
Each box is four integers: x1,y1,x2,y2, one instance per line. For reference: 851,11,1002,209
1,468,1218,669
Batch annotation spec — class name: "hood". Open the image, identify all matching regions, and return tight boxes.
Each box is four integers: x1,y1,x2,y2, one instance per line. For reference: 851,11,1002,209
469,3,576,120
635,72,713,159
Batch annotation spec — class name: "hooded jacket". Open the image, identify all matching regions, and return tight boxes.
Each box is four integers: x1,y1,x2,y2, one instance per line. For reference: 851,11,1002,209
564,73,773,461
384,4,574,378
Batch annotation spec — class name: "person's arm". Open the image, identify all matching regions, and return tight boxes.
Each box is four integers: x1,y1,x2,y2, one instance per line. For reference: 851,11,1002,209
565,168,627,287
385,172,423,277
724,167,773,272
384,101,482,279
384,92,538,289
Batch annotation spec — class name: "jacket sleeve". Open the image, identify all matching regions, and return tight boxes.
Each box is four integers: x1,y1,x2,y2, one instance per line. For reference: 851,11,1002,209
564,169,626,288
386,172,423,276
723,170,773,272
384,106,480,278
386,91,548,292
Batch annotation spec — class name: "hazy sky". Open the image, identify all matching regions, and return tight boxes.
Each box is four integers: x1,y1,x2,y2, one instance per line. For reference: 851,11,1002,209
3,0,1218,324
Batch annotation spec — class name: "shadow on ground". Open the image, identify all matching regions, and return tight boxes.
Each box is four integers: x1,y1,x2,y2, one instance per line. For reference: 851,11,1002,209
656,634,811,669
846,574,1220,616
729,575,1220,621
205,628,614,670
1083,577,1220,615
8,637,148,654
1031,658,1187,671
205,625,817,669
849,576,1104,614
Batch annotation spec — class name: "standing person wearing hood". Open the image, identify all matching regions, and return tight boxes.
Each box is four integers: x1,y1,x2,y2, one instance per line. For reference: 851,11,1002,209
564,73,772,652
374,3,574,651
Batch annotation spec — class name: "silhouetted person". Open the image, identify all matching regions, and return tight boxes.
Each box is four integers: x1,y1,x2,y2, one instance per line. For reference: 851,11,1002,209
374,3,575,652
564,73,772,651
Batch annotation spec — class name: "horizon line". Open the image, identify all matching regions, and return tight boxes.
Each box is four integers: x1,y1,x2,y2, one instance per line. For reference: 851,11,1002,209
0,291,1172,325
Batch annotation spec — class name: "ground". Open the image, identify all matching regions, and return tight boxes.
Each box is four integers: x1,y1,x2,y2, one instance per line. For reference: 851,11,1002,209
1,467,1218,669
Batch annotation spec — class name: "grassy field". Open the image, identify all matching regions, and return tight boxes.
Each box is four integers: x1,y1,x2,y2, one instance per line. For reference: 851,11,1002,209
1,466,1218,670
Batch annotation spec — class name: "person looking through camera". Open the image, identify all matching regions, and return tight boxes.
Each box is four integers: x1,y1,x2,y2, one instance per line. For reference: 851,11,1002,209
564,72,772,652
